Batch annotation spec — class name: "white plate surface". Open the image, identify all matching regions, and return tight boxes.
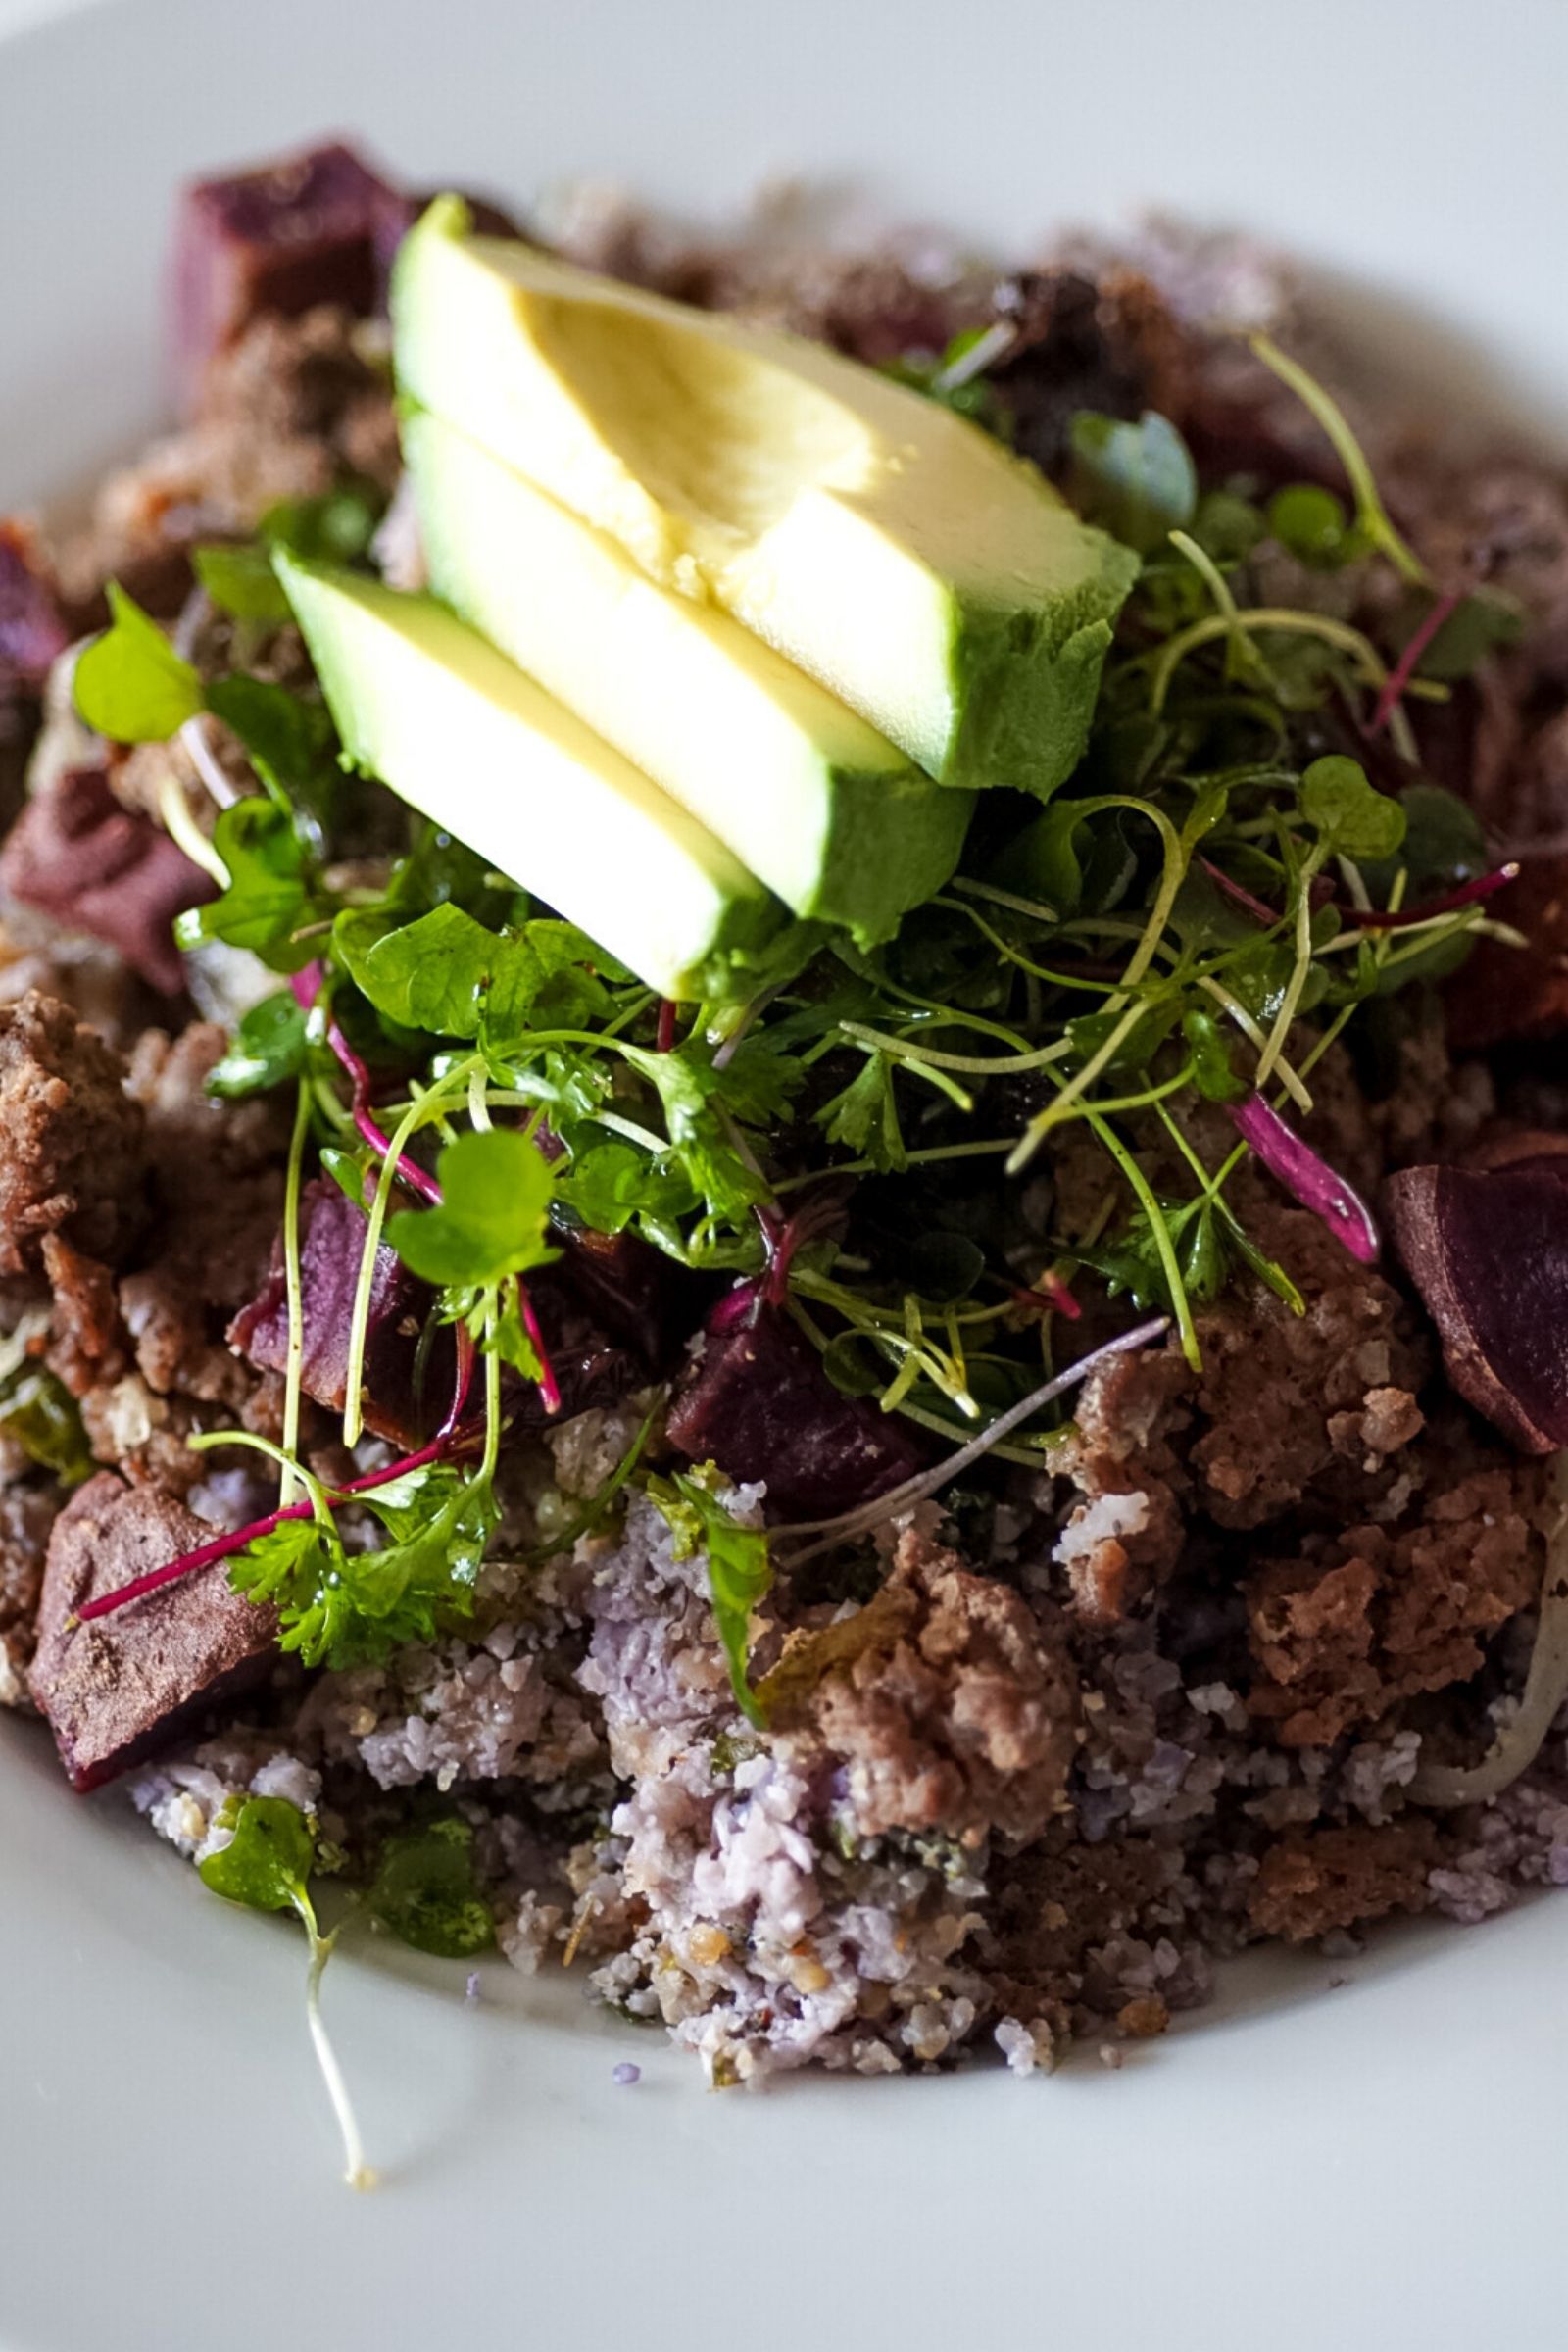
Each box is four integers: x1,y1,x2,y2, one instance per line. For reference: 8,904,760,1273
2,4,1566,2347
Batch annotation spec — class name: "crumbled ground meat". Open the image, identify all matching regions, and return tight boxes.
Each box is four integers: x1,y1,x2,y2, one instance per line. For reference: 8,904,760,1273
40,1232,125,1392
0,1481,59,1706
1246,1447,1545,1745
0,989,145,1274
1050,1348,1191,1623
48,306,398,612
1189,1208,1431,1529
42,1023,292,1484
787,1525,1080,1844
1249,1818,1440,1943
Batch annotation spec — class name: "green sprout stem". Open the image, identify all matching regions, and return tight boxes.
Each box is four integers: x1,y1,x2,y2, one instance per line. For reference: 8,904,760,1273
1084,1108,1201,1369
341,1057,479,1447
1248,330,1432,589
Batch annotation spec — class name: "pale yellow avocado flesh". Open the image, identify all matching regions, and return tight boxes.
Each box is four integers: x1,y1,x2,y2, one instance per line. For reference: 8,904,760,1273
402,405,973,942
273,552,781,1003
391,200,1138,794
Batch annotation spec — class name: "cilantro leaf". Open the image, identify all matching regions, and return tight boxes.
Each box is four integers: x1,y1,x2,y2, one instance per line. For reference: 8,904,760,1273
648,1466,773,1726
73,583,204,742
205,990,308,1099
621,1042,772,1224
480,919,615,1049
387,1130,560,1289
816,1051,907,1172
1068,411,1198,554
1180,1005,1248,1103
368,1818,495,1958
557,1142,697,1235
199,1793,317,1916
228,1467,497,1669
353,1465,498,1636
1299,756,1406,861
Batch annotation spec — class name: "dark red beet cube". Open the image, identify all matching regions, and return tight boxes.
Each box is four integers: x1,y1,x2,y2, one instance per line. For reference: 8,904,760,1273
0,767,215,993
172,138,405,413
0,521,70,698
666,1297,926,1520
229,1176,453,1449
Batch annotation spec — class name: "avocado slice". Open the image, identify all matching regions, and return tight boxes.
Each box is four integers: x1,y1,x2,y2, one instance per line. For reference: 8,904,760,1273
273,552,782,1002
402,405,973,945
391,200,1139,797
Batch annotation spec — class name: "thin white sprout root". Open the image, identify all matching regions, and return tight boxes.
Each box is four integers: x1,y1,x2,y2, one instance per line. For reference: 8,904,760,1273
774,1312,1170,1566
1411,1453,1568,1807
304,1923,377,2192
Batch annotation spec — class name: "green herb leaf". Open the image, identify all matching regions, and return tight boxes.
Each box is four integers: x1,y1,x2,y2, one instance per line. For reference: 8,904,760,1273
387,1129,559,1289
1005,798,1135,917
229,1464,498,1669
620,1043,772,1225
368,1817,495,1958
556,1141,696,1235
204,674,340,829
1298,756,1406,861
196,1792,372,2190
206,991,308,1099
259,481,385,565
0,1362,94,1485
173,796,317,970
193,542,294,623
481,919,615,1049
1363,783,1485,897
1068,411,1197,554
649,1465,773,1726
198,1793,317,1916
1266,484,1351,567
347,903,499,1036
1181,1005,1248,1102
72,583,203,743
816,1052,907,1172
319,1142,377,1212
1397,585,1525,682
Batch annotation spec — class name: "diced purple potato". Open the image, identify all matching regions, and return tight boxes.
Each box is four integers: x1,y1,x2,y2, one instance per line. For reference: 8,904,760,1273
0,521,70,697
0,767,215,993
171,139,404,413
665,1294,926,1520
27,1474,279,1792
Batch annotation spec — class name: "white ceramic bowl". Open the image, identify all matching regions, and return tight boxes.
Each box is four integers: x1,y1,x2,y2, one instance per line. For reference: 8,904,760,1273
3,6,1566,2348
